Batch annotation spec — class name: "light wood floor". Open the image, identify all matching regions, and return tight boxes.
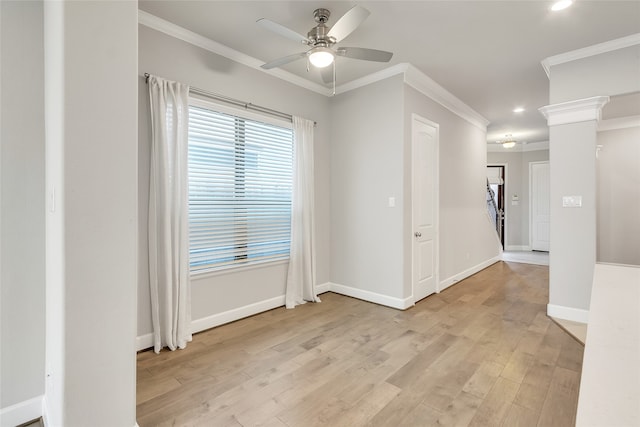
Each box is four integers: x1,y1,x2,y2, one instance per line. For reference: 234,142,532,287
136,261,583,426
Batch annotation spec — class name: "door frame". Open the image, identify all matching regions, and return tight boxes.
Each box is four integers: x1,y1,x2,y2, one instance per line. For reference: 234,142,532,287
529,160,550,251
411,113,440,302
488,162,508,249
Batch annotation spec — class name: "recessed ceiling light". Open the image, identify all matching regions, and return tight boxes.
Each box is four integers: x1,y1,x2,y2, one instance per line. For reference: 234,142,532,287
513,107,525,113
551,0,573,11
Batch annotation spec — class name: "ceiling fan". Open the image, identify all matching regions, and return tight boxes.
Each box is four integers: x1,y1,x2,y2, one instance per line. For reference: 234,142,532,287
257,5,393,84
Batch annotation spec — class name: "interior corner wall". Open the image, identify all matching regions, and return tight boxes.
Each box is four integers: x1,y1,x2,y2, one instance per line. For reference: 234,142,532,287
596,126,640,266
329,75,406,300
487,149,550,249
138,25,331,341
44,1,138,425
404,85,500,288
0,0,46,416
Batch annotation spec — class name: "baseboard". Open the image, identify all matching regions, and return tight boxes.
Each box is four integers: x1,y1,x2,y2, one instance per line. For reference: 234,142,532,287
439,255,501,292
137,283,333,351
547,303,589,324
315,282,331,295
505,245,531,251
0,395,43,427
327,282,414,310
191,295,286,334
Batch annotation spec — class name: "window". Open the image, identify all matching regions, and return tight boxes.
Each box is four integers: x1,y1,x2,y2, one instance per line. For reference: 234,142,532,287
188,99,293,273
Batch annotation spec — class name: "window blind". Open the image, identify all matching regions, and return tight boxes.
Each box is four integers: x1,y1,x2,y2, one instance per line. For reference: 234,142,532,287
188,103,293,273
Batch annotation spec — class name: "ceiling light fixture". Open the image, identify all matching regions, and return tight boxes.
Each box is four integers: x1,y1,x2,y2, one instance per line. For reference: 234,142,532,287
502,134,517,149
551,0,573,11
308,47,335,68
513,107,525,113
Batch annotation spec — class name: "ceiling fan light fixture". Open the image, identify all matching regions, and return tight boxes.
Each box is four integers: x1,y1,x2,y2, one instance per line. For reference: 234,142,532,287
308,47,335,68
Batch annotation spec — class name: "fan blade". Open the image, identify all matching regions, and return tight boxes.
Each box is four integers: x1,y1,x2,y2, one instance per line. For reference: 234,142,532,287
320,66,333,84
327,5,370,42
257,18,309,44
261,52,307,70
336,47,393,62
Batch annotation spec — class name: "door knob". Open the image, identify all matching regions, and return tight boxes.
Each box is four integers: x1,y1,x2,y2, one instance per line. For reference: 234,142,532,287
414,232,422,238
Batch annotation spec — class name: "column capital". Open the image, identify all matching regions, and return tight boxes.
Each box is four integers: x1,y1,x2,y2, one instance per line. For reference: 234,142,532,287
539,96,610,126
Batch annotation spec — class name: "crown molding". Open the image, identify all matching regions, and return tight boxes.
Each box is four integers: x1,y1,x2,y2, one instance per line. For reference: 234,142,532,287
487,141,550,152
138,10,331,97
541,33,640,78
314,62,489,131
404,64,490,131
598,115,640,132
521,141,550,152
539,96,610,126
334,63,409,95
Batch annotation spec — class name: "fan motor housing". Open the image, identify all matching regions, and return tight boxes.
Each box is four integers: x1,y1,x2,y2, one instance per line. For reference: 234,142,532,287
313,8,330,23
309,8,335,46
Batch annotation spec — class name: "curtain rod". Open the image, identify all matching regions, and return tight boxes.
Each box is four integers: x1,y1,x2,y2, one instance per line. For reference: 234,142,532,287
144,73,315,125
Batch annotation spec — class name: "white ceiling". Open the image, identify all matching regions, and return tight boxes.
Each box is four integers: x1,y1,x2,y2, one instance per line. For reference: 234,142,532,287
138,1,640,144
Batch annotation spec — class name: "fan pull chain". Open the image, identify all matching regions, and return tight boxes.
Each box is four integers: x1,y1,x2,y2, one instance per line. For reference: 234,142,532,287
332,61,336,96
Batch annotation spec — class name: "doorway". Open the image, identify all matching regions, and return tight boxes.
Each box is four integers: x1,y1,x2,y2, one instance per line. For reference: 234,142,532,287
411,114,439,303
530,161,550,252
487,165,505,247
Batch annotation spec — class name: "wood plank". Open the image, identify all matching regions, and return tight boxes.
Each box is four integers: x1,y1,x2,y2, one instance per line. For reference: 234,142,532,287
502,402,540,427
433,391,484,426
538,366,581,427
467,377,521,426
462,360,504,399
501,350,535,384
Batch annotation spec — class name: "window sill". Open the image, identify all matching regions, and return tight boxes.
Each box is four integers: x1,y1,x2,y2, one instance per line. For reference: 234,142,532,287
190,258,289,281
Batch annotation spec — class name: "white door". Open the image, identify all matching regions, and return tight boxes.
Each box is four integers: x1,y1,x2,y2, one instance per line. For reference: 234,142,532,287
531,162,550,251
412,115,438,303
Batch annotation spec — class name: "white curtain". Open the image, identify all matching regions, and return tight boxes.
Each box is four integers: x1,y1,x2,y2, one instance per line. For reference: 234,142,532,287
148,75,192,352
286,116,320,308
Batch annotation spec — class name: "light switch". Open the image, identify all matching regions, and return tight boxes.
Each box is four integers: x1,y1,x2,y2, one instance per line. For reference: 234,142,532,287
388,197,395,208
562,195,582,208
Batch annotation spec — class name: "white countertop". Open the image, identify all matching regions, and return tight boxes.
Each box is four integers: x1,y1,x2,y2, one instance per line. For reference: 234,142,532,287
576,263,640,427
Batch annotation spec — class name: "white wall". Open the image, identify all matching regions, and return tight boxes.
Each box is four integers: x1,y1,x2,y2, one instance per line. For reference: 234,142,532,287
596,126,640,266
487,149,550,249
138,25,331,342
330,75,406,300
44,1,138,425
404,85,501,289
0,0,46,419
550,45,640,104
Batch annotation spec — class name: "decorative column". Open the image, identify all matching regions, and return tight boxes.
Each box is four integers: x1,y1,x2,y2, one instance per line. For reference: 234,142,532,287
539,96,609,323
